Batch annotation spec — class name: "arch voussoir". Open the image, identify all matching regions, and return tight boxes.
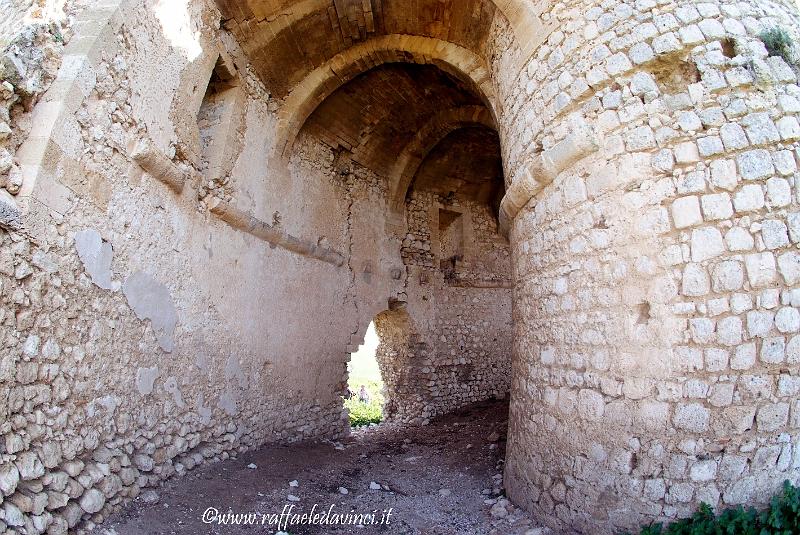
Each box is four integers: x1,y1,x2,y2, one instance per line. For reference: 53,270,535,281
388,105,496,214
274,34,499,161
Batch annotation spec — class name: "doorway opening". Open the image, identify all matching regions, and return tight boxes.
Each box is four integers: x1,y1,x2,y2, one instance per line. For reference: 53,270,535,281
346,321,385,428
438,208,465,278
296,62,512,426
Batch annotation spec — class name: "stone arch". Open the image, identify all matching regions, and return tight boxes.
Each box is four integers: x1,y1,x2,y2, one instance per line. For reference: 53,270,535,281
220,0,327,59
273,34,498,161
216,0,550,70
387,105,495,214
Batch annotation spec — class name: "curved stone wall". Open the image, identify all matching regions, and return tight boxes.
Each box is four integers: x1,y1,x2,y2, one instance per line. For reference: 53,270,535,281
500,0,800,533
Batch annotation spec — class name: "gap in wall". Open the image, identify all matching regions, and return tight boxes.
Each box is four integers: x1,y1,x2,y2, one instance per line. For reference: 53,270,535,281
346,321,386,428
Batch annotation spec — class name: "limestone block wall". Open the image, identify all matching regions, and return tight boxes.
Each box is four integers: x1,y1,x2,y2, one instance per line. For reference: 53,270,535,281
6,0,800,533
427,199,512,416
377,274,512,427
499,0,800,533
379,189,513,425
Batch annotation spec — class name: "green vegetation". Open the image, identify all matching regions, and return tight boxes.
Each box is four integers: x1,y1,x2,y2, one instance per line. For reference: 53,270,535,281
345,378,384,427
346,321,385,427
625,480,800,535
760,27,795,64
51,25,64,43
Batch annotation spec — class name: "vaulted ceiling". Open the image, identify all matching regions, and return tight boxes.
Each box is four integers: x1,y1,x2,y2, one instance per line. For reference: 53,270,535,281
215,0,513,208
412,126,503,205
216,0,501,99
302,64,484,176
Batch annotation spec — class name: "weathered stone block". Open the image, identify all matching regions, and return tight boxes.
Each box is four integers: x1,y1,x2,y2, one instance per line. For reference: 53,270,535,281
79,488,105,514
756,403,789,431
761,337,786,364
0,464,20,496
672,196,702,228
731,343,757,370
761,220,790,250
736,149,774,180
691,227,725,262
778,252,800,285
682,263,710,296
733,185,765,212
674,403,710,432
701,193,732,220
744,252,777,288
766,178,791,207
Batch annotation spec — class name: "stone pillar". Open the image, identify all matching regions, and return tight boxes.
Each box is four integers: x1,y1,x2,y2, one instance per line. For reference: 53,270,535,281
499,1,800,533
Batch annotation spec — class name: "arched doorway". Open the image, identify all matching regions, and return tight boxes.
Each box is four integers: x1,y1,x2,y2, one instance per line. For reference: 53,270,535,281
289,59,513,427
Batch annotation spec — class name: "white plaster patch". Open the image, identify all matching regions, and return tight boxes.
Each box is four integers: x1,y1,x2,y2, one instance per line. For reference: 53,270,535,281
195,352,209,372
123,271,178,352
74,229,114,290
196,393,212,424
218,391,238,416
224,354,246,385
136,366,159,396
87,395,120,417
164,376,185,408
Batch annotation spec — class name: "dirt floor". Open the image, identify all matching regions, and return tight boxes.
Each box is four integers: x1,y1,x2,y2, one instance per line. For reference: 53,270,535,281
87,400,548,535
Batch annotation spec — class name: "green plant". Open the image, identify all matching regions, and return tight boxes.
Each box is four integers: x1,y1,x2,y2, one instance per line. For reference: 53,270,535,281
344,378,384,427
624,480,800,535
345,396,383,427
760,27,795,64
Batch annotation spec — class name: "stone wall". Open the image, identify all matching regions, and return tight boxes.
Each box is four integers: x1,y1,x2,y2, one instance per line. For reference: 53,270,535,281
0,1,86,47
501,0,800,533
0,1,404,532
377,191,513,425
290,137,513,426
